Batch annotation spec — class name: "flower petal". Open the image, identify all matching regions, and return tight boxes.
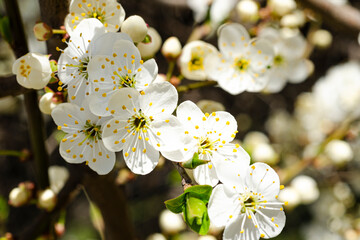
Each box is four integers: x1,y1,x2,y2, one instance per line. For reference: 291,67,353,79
59,133,87,164
51,103,84,133
208,184,239,227
134,58,158,91
87,141,116,175
223,213,260,240
193,162,219,186
176,100,206,137
102,118,129,152
107,88,140,119
206,111,237,143
256,207,286,238
218,23,250,58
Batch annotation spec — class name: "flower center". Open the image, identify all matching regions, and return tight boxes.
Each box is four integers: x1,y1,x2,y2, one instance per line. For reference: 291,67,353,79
274,55,284,66
114,72,136,88
240,191,260,213
198,137,219,155
129,111,151,132
82,120,102,141
89,11,105,23
188,54,204,71
235,58,250,72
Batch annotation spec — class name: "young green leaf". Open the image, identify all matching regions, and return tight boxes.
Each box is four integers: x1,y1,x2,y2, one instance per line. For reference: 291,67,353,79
181,152,210,169
164,194,186,214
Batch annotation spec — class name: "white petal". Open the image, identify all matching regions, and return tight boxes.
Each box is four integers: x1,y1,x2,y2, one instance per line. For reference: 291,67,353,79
245,163,280,200
217,70,250,95
176,100,206,137
256,207,286,238
208,184,239,227
102,118,130,152
87,141,116,175
67,75,89,105
249,38,274,73
123,133,159,175
263,69,287,93
206,111,237,143
51,103,84,133
245,74,269,92
107,88,140,119
68,18,105,43
287,59,310,83
91,32,132,56
193,162,219,186
148,115,183,151
161,135,197,162
218,23,250,58
134,58,158,91
59,133,87,164
278,33,306,60
223,213,260,240
210,0,237,27
140,82,178,117
112,40,141,70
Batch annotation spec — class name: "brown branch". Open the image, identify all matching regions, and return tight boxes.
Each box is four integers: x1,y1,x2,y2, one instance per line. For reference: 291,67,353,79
176,81,218,93
0,75,30,97
298,0,360,37
172,162,194,190
82,172,136,240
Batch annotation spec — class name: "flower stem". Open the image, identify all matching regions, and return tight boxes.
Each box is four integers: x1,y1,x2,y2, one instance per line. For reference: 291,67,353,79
176,80,217,93
0,150,27,158
4,0,50,189
166,61,176,81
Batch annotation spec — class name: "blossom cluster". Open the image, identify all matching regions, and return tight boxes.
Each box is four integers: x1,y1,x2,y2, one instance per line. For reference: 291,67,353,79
10,1,289,239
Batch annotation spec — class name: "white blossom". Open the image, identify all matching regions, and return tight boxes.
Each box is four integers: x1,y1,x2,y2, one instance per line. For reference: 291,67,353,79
324,140,353,165
161,36,182,60
58,18,132,105
102,82,182,175
12,53,52,90
51,100,116,175
268,0,296,16
179,40,218,81
86,39,158,116
258,27,310,93
205,23,274,94
162,100,250,186
65,0,125,35
291,175,319,204
208,162,286,240
236,0,259,23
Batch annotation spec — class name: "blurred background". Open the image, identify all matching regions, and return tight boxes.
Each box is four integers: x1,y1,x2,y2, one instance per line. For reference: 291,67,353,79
1,0,360,239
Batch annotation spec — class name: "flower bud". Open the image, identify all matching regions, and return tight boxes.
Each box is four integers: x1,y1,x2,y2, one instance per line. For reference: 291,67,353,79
268,0,296,16
291,175,319,204
236,0,259,23
137,27,162,59
243,131,269,153
39,92,60,115
12,53,52,90
159,209,186,234
38,189,57,211
278,186,301,209
196,100,225,113
8,185,31,207
251,142,279,165
146,233,166,240
121,15,148,43
161,36,182,60
33,22,53,41
184,196,207,228
280,10,306,28
324,140,353,166
310,29,333,49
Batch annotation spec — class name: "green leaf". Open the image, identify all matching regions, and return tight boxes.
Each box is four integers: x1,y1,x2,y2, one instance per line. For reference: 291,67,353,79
164,193,186,214
0,16,13,44
184,185,212,204
183,195,210,235
181,152,210,169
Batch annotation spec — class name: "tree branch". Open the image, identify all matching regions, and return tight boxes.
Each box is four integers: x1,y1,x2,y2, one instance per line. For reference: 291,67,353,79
172,162,194,190
0,75,30,98
298,0,360,37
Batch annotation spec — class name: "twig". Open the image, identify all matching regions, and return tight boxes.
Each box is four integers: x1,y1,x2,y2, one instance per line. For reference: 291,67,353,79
172,162,193,190
0,75,30,98
4,0,50,189
176,80,218,93
298,0,360,37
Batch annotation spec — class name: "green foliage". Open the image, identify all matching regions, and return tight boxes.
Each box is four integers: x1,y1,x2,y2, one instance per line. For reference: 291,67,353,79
181,152,210,169
164,185,212,235
0,16,12,44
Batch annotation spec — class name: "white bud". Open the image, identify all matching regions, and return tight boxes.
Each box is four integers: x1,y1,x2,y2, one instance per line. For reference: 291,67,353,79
268,0,297,16
281,10,306,28
310,29,333,49
121,15,148,43
137,27,162,59
9,186,31,207
33,22,53,41
161,36,182,60
198,236,217,240
39,92,59,115
251,143,279,165
324,140,353,165
159,209,186,234
196,100,225,113
12,53,52,90
243,131,269,153
48,166,69,194
291,175,319,204
236,0,259,23
146,233,166,240
278,186,301,209
38,189,57,211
